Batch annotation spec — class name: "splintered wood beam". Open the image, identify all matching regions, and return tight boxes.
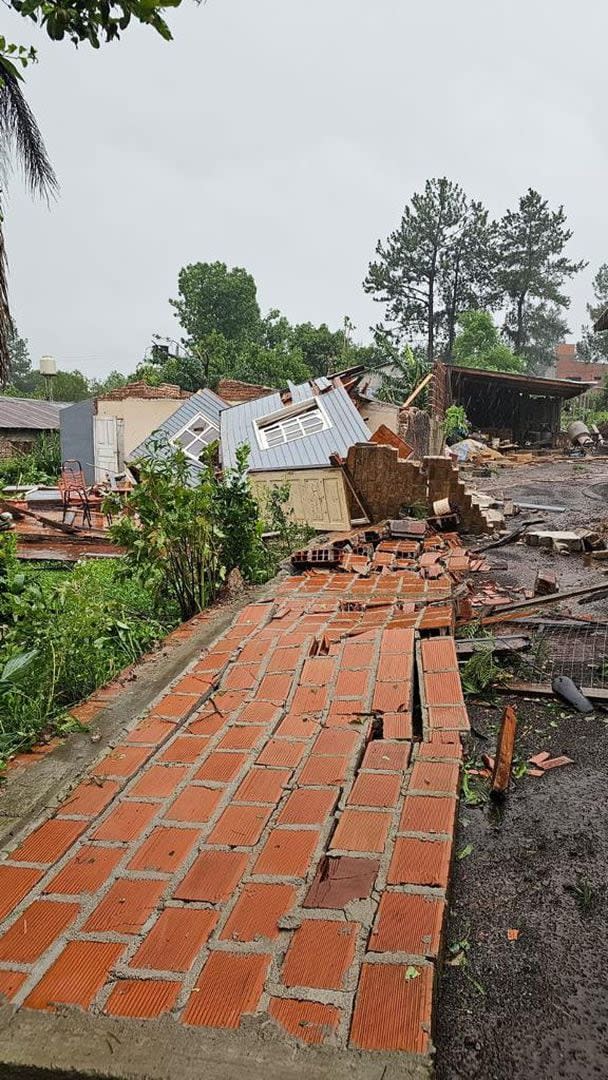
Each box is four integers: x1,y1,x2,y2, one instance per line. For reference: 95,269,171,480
491,705,517,798
401,371,434,410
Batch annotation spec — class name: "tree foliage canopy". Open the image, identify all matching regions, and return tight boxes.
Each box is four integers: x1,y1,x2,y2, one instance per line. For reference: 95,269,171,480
578,263,608,363
453,311,525,373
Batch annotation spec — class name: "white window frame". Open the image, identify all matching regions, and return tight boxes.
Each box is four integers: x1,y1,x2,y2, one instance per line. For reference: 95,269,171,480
254,397,331,450
170,412,218,462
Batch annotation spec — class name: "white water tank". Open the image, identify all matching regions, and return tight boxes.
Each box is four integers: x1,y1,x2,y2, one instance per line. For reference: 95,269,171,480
39,355,57,376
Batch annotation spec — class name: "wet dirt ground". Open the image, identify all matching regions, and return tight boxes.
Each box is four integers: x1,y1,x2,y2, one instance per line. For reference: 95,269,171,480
434,458,608,1080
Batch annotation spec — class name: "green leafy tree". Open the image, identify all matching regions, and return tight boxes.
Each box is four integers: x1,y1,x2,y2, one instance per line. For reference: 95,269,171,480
578,264,608,363
364,178,499,364
89,370,129,396
7,0,185,50
497,189,585,361
288,322,344,377
453,311,525,373
171,262,262,348
376,346,431,406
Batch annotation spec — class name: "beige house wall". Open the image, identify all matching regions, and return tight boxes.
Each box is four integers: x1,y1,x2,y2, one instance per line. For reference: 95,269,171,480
250,468,351,532
96,398,185,455
355,398,400,436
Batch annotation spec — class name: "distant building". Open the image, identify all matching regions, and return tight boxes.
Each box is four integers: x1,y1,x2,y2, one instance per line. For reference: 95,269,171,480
60,381,192,485
0,396,69,459
554,344,607,386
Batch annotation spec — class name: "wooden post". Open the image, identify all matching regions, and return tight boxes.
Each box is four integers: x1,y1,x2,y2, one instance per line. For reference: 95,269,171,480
491,705,517,798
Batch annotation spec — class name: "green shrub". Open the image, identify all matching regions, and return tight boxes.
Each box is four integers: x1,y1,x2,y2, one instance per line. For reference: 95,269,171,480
0,433,61,487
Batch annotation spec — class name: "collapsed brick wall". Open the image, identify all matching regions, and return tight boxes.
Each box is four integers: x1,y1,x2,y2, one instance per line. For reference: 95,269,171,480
346,444,497,534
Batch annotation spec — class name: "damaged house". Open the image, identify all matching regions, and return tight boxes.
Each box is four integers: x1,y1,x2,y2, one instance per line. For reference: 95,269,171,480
220,373,371,531
128,388,226,477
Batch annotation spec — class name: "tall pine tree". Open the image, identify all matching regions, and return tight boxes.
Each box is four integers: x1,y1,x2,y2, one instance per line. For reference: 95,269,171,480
578,264,608,363
497,189,585,368
364,178,498,364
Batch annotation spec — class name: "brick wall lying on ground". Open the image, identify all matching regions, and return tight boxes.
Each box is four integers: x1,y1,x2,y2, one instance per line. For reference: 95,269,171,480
0,529,471,1063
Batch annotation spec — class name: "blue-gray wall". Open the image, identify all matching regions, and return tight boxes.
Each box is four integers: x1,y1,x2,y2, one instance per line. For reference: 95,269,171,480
60,400,95,485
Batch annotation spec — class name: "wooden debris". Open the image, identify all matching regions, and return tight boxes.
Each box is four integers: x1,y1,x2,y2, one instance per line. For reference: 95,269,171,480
503,680,608,703
491,705,517,798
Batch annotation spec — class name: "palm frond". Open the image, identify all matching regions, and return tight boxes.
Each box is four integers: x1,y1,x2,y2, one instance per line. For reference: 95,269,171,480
0,68,58,200
0,217,12,385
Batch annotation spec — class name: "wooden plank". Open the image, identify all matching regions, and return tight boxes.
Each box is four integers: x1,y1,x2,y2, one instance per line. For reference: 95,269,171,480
401,371,434,410
491,705,517,797
501,681,608,703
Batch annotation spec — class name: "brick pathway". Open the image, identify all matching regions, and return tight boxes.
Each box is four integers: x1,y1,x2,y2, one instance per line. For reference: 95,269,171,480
0,533,468,1064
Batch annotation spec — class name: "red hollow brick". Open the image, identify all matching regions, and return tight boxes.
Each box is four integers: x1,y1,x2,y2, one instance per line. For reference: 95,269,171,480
341,641,375,669
388,836,452,888
132,907,217,971
45,845,123,896
0,865,43,921
361,742,410,772
129,765,188,799
174,849,248,903
377,653,412,681
183,951,270,1028
423,671,464,707
164,785,224,823
298,754,350,786
277,788,338,826
216,726,266,751
83,878,167,935
91,800,158,842
313,729,360,757
268,997,341,1045
9,819,86,865
417,731,463,760
369,892,445,957
257,673,292,704
234,767,291,804
381,628,415,654
410,760,460,795
128,827,200,874
266,646,301,673
126,718,176,745
209,690,248,716
150,692,199,719
207,804,272,847
373,682,411,713
194,752,247,783
382,712,413,740
220,882,297,943
93,745,153,779
427,705,470,731
348,773,401,809
290,686,328,715
300,657,336,685
186,712,225,737
420,637,458,672
334,669,369,699
239,701,282,725
104,979,180,1018
399,795,457,836
159,735,209,764
256,740,306,769
223,663,260,690
349,962,433,1053
0,969,25,1001
59,779,120,818
172,673,215,696
282,919,358,990
0,900,79,964
253,828,320,878
24,940,124,1011
303,855,379,909
274,714,320,739
330,810,391,854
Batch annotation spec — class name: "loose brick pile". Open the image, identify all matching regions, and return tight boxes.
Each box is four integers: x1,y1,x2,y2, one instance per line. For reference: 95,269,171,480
0,533,470,1061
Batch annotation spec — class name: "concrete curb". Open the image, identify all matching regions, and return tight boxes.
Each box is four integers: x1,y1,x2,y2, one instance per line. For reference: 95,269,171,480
0,1004,433,1080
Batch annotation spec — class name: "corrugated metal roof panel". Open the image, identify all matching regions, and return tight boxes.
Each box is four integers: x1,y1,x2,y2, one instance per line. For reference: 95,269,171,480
0,396,68,431
221,381,370,471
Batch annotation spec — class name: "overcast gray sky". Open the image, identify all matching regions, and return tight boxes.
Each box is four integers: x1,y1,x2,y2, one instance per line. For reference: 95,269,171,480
4,0,607,380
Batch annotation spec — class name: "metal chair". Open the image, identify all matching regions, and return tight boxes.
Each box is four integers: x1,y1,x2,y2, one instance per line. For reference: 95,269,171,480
58,460,92,528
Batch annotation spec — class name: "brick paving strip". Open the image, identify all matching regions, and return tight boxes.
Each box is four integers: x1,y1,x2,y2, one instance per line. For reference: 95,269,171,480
0,529,470,1078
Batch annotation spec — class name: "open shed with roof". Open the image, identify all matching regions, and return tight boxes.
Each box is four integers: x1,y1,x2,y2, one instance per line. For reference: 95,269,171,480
447,366,594,445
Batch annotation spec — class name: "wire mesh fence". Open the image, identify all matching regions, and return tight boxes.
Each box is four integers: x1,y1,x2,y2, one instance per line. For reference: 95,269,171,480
521,621,608,690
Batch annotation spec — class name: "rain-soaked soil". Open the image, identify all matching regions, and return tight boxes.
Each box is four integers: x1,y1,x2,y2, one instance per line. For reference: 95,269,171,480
434,458,608,1080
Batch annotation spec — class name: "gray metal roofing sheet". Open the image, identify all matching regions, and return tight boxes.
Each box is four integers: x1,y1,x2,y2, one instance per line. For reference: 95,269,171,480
220,380,370,471
127,390,223,466
0,396,68,431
